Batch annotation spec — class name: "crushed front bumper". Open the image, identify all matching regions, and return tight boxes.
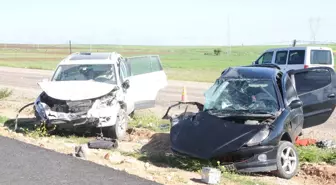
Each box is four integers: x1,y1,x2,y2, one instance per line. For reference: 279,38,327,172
172,145,278,173
34,101,119,127
218,145,278,173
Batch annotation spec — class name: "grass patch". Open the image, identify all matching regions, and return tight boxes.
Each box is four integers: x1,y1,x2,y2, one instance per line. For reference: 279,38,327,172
129,111,170,132
122,151,269,185
0,88,12,99
1,44,335,82
55,135,92,144
0,116,8,126
297,145,336,164
4,44,334,82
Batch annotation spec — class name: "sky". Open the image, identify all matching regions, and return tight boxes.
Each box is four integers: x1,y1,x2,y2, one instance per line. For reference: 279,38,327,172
0,0,335,46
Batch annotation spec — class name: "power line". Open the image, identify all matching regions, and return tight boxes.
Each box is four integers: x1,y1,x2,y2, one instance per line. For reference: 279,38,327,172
309,17,321,44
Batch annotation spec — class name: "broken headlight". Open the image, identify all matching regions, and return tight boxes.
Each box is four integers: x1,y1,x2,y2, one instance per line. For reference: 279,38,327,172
246,128,270,146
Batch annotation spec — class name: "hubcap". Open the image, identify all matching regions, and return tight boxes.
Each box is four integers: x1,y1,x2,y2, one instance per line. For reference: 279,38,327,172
280,146,297,174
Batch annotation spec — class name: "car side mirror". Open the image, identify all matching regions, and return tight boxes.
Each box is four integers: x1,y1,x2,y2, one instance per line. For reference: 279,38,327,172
122,79,130,89
289,99,303,109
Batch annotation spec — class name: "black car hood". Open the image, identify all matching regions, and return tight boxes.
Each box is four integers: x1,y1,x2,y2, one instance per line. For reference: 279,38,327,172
170,111,266,160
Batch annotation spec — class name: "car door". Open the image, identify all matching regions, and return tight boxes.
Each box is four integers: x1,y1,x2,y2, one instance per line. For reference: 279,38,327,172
288,67,336,128
122,55,168,111
281,73,303,138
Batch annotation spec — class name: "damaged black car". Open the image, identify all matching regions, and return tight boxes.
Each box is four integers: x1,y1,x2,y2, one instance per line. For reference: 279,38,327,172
163,65,336,179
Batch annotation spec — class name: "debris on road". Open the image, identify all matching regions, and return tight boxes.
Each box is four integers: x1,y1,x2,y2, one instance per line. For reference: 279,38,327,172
201,167,221,184
14,102,34,131
74,144,90,159
316,139,336,149
88,137,119,150
295,138,317,146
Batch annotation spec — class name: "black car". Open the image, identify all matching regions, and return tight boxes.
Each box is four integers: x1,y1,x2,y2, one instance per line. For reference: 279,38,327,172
162,65,336,179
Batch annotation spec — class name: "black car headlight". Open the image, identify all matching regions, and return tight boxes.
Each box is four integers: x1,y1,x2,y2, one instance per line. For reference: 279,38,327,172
246,128,270,146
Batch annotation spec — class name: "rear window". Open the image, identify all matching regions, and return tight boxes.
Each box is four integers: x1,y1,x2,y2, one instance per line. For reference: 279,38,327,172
310,50,332,65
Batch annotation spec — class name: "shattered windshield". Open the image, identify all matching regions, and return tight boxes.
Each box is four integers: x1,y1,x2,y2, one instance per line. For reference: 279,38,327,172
203,78,279,115
52,64,117,84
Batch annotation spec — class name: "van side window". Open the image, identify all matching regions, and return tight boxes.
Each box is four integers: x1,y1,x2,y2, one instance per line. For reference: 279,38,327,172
256,51,274,64
256,52,273,64
288,50,305,65
310,50,332,65
275,51,288,65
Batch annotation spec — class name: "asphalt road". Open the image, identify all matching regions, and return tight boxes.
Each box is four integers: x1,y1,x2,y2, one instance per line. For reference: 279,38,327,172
0,66,212,107
0,135,161,185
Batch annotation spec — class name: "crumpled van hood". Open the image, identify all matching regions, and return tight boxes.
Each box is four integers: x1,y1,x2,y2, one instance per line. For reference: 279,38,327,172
37,81,117,101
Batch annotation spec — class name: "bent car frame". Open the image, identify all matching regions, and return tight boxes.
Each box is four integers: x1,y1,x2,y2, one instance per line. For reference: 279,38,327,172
163,64,336,179
33,52,167,140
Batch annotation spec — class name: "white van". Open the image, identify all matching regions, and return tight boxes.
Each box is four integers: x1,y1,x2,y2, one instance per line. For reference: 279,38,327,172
253,46,334,72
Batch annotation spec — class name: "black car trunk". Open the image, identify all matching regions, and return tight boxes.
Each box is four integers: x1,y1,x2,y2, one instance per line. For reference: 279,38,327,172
170,111,267,160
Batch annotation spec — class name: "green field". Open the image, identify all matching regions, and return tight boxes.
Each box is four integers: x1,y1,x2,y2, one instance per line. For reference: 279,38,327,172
0,43,335,82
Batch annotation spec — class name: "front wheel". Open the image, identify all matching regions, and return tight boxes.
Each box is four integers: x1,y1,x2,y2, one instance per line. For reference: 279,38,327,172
106,108,128,140
275,141,299,179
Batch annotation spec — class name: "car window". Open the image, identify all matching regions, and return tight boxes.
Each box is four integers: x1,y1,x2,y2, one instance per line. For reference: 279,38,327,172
126,55,163,76
256,52,273,64
120,60,130,79
275,51,288,65
52,64,117,84
285,75,298,105
203,78,279,114
310,50,332,65
288,50,305,65
294,68,332,95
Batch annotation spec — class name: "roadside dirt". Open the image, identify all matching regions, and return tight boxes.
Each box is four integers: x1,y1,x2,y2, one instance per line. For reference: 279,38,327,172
1,88,336,185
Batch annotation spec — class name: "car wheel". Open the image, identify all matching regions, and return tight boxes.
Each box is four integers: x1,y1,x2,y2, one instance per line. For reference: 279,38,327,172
275,141,299,179
107,108,128,140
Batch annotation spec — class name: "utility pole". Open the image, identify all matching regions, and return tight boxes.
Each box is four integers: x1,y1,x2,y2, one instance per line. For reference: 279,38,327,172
69,40,72,54
227,15,231,55
292,39,297,47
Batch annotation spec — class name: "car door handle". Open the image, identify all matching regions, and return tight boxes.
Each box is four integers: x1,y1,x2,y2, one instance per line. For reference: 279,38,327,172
328,93,336,98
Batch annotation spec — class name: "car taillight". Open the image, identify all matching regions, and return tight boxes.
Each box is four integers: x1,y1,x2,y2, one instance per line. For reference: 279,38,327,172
304,65,309,69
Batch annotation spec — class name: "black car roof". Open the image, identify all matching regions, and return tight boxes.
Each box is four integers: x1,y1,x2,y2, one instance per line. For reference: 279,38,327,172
220,66,280,80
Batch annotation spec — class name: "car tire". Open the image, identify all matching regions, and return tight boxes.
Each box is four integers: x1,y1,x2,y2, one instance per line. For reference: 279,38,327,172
275,141,299,179
107,108,128,140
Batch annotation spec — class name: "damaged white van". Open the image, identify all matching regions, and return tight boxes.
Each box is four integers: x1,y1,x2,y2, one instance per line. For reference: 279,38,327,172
33,52,167,140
